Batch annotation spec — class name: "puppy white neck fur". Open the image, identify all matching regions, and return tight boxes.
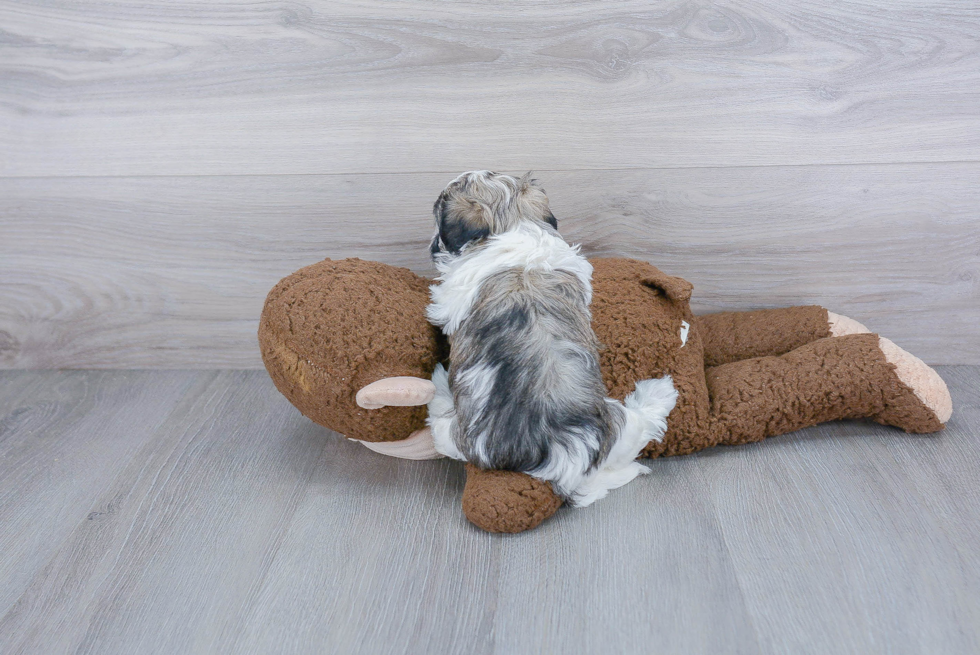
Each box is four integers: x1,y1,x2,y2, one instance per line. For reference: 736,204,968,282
428,222,593,335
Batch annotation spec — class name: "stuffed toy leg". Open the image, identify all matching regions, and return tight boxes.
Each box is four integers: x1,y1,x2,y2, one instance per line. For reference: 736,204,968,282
462,308,951,533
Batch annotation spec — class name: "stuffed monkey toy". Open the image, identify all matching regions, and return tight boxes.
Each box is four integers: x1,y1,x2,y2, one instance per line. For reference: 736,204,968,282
259,257,951,533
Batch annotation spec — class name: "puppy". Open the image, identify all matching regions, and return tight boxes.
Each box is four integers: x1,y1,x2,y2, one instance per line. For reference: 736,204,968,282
426,171,677,506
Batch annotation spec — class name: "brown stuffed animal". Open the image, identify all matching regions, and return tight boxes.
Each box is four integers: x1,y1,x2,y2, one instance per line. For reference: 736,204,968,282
259,257,952,533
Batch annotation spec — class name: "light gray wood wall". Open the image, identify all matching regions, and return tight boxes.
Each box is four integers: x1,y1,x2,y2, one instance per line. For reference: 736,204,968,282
1,0,977,367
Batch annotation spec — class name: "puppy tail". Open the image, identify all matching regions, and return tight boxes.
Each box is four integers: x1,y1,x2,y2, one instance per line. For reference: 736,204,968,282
570,376,678,507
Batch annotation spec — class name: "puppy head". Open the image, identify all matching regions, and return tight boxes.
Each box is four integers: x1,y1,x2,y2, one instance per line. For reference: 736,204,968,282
430,171,558,258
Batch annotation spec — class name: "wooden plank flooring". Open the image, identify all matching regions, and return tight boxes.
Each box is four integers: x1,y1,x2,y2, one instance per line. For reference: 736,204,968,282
1,368,977,654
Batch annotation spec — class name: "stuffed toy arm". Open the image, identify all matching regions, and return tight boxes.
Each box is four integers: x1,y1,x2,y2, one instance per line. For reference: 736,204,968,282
351,377,443,460
355,376,436,409
462,464,563,533
355,375,564,530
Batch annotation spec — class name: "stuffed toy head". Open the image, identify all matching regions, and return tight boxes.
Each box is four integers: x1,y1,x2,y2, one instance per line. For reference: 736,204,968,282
259,258,444,445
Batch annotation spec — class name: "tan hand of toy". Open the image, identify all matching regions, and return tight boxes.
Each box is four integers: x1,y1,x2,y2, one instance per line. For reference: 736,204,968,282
356,427,443,460
355,376,436,409
353,377,444,460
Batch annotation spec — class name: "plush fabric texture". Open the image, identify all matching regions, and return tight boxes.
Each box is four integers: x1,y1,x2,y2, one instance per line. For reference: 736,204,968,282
704,332,944,447
697,306,832,367
462,463,564,533
587,258,710,459
259,258,445,442
259,256,948,533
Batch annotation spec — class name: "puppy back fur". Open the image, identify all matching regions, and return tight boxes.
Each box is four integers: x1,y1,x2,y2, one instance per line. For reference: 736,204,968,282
426,172,676,505
440,234,620,473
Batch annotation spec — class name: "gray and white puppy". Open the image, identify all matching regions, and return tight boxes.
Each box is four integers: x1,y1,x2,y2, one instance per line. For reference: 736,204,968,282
426,171,677,506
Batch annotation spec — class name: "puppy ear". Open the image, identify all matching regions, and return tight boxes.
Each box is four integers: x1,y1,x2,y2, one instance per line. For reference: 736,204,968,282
544,210,558,229
439,199,491,255
518,172,558,229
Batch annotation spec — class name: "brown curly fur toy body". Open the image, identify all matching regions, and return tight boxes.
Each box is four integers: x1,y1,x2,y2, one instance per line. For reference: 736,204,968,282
259,257,951,533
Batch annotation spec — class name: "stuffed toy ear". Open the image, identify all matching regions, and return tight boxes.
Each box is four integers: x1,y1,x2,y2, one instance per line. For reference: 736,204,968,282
461,464,563,533
640,265,693,302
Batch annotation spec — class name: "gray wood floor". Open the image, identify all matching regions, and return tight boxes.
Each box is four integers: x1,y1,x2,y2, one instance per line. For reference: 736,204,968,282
1,367,978,654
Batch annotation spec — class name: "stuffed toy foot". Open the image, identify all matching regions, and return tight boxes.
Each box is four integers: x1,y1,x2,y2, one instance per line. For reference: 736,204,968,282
704,332,951,448
826,312,950,424
876,336,952,429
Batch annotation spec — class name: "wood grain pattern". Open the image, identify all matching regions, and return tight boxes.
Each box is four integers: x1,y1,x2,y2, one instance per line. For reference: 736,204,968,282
698,409,980,653
1,0,978,176
1,369,978,654
2,164,976,368
0,370,330,654
0,371,204,619
2,0,977,648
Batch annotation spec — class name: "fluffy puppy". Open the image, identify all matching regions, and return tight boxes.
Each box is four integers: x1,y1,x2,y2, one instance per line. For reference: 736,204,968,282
426,171,677,506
